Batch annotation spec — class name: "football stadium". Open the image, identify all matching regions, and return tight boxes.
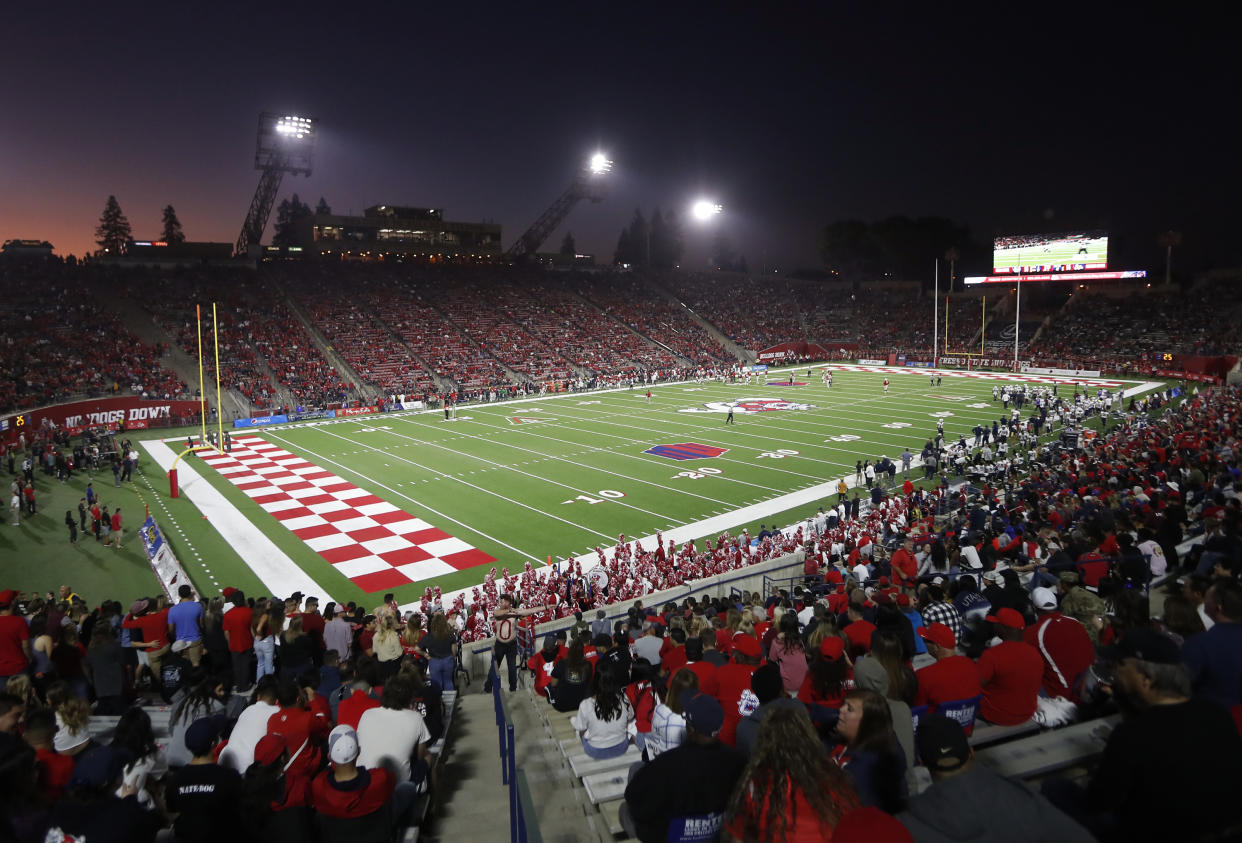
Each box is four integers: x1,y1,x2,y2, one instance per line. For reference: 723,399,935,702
2,8,1240,843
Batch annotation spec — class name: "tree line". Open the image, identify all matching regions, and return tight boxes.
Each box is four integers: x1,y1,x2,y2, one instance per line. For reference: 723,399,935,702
93,194,331,254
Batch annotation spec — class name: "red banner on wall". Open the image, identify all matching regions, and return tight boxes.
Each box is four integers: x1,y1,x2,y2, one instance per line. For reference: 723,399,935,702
338,406,377,417
2,397,202,441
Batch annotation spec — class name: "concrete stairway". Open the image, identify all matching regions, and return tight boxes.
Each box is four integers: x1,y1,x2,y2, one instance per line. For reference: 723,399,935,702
427,684,615,843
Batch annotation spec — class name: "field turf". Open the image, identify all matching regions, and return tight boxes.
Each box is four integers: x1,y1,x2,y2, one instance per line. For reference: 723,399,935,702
7,366,1151,607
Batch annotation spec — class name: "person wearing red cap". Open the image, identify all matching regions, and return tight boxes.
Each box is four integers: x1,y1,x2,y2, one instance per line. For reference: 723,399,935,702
843,602,877,658
798,636,851,709
714,633,761,746
0,590,31,692
914,624,982,732
976,609,1043,725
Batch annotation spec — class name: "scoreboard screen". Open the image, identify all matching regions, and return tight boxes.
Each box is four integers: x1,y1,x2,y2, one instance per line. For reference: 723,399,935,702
993,231,1109,274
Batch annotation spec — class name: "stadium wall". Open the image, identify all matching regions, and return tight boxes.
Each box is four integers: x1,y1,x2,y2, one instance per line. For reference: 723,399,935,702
465,549,806,676
2,396,203,442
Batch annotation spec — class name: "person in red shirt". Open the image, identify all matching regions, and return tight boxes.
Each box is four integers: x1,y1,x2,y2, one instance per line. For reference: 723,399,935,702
914,623,982,733
527,635,564,700
0,590,31,687
976,609,1043,725
890,535,918,588
843,604,877,658
311,724,400,831
337,660,383,730
103,507,123,547
682,637,719,697
222,590,254,692
1023,588,1095,701
662,631,688,679
24,707,73,803
798,636,852,710
122,597,171,683
714,635,762,746
724,704,860,842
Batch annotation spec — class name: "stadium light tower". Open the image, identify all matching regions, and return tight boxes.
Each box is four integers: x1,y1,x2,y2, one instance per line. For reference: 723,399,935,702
505,152,612,260
234,112,319,257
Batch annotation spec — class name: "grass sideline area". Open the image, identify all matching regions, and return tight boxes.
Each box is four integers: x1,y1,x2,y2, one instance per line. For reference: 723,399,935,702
4,365,1164,608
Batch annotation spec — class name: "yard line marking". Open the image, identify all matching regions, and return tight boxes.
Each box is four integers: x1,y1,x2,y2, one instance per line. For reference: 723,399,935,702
271,426,629,542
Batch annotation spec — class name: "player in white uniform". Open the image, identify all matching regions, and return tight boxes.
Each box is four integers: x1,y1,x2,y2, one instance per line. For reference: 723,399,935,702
883,377,890,394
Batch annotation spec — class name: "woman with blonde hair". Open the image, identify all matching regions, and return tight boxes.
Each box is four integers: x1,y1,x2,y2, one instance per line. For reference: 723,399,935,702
372,612,403,680
724,704,859,842
47,682,92,758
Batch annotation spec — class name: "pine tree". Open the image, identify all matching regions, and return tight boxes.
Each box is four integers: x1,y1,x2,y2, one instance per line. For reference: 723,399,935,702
560,231,576,255
711,232,736,271
94,195,132,254
654,208,684,269
613,229,633,265
628,208,649,266
272,194,313,247
315,197,332,215
160,205,185,244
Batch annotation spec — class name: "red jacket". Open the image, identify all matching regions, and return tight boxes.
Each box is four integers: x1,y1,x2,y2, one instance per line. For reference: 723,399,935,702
123,609,170,649
311,766,395,819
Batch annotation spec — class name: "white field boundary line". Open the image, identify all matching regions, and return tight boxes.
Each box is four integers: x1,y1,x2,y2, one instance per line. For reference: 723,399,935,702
141,439,332,601
263,426,619,547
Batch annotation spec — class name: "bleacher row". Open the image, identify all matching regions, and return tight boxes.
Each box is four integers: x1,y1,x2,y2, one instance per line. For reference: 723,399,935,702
526,672,1120,840
84,688,459,841
6,259,1237,415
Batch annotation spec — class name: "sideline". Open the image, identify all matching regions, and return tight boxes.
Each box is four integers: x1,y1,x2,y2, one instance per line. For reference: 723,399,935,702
140,439,332,601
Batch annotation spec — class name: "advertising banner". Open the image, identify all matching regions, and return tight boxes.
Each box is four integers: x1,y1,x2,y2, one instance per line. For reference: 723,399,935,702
232,414,289,428
2,397,201,441
858,358,887,366
338,406,377,417
1020,365,1102,378
139,516,196,600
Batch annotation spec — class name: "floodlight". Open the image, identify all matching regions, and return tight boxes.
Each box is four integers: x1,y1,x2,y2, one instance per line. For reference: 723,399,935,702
691,200,723,221
589,152,612,175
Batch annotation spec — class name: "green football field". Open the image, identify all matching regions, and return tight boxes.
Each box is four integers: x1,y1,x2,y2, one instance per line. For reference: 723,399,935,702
993,235,1108,272
5,365,1154,609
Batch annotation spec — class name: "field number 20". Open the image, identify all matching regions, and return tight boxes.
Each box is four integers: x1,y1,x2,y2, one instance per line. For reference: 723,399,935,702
675,467,723,480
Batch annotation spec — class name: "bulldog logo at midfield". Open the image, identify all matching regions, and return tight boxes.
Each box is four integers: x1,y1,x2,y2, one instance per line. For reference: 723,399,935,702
680,397,815,414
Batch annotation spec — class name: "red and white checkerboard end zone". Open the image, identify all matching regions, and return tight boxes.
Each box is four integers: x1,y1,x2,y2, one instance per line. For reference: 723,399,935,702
199,435,496,593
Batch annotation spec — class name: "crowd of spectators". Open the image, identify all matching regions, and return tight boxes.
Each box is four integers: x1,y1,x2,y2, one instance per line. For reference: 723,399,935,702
469,386,1242,841
0,587,450,842
0,263,187,413
1031,280,1242,371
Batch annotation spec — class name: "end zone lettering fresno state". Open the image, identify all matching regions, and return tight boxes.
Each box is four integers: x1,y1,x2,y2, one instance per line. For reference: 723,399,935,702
680,398,814,414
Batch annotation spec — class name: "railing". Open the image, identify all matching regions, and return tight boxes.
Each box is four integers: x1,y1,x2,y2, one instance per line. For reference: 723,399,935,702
489,664,539,843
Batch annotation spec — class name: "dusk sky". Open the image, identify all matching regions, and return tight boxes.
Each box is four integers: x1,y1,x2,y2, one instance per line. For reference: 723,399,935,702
1,3,1236,275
